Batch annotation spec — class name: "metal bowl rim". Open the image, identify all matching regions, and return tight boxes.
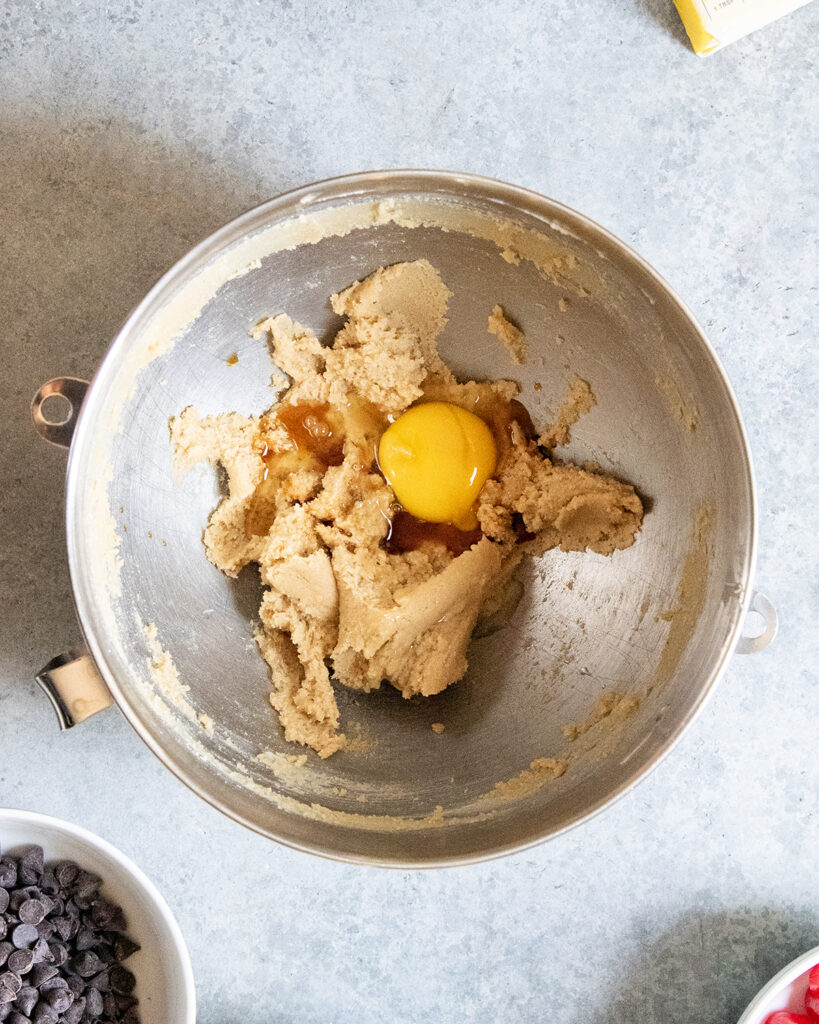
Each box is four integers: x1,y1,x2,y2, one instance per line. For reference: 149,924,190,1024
64,168,758,868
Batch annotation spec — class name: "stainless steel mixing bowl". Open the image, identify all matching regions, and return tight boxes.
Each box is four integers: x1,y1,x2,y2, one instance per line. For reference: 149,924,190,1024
32,171,775,866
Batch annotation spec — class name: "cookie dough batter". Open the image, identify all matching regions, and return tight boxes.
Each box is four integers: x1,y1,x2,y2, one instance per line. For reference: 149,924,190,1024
171,260,644,757
488,304,527,364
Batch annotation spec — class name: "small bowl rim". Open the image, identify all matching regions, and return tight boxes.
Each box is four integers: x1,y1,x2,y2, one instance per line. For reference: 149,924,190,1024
0,806,196,1024
737,943,819,1024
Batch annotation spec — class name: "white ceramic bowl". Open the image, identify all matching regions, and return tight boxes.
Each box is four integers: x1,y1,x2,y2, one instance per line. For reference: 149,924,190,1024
738,945,819,1023
0,808,195,1024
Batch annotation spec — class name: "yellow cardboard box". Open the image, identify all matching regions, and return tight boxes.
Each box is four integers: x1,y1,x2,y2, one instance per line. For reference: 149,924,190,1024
674,0,814,53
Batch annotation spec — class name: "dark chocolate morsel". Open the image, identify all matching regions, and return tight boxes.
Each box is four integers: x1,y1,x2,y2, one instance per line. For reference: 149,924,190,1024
42,987,73,1013
10,928,36,952
67,951,104,979
34,978,66,994
4,952,31,976
28,963,56,989
61,996,85,1024
109,965,135,995
28,942,50,968
12,984,37,1016
31,1003,58,1024
17,904,44,929
84,986,103,1017
0,973,21,996
112,935,140,963
87,970,110,992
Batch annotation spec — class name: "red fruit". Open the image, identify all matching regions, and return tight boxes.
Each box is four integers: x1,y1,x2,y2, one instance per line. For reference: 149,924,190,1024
763,1014,814,1024
805,963,819,1022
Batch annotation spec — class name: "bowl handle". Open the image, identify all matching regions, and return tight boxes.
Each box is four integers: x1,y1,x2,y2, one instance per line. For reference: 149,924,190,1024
735,590,778,655
31,377,89,448
36,648,113,728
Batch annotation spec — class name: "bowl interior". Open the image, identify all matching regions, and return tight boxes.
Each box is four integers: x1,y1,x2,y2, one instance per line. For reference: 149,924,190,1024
0,810,194,1024
67,173,755,864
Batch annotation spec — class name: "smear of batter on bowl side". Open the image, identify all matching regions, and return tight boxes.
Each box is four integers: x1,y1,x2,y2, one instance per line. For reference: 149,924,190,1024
170,260,644,758
488,304,527,364
562,691,641,742
482,756,567,802
539,376,596,449
655,374,699,433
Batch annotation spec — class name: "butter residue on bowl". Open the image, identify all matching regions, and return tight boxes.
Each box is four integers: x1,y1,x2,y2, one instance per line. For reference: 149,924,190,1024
170,260,644,759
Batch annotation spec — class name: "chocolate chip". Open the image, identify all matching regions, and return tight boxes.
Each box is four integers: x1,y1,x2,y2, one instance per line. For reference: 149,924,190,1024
102,991,118,1017
72,929,95,953
121,1006,141,1024
88,969,110,992
49,918,72,944
9,928,36,952
61,996,85,1024
90,901,126,933
27,943,49,969
6,1011,33,1024
71,873,99,901
35,874,56,900
52,865,77,891
112,935,140,963
0,895,8,917
9,891,26,913
0,925,6,945
13,986,37,1016
0,862,17,891
0,974,21,996
0,947,11,970
109,965,135,995
97,944,116,967
84,986,103,1017
17,851,43,888
44,946,64,968
42,988,72,1013
32,979,63,996
5,952,31,977
115,991,137,1012
68,951,104,979
31,1004,57,1024
26,965,54,993
16,906,42,930
66,975,84,998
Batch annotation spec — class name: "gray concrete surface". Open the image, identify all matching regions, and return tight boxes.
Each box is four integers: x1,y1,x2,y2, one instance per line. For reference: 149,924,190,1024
1,1,818,1022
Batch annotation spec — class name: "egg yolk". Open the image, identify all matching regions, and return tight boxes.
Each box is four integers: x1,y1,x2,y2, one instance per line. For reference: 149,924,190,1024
378,402,497,529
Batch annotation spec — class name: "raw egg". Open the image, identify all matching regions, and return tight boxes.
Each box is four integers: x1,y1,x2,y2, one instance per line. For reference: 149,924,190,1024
378,401,497,528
